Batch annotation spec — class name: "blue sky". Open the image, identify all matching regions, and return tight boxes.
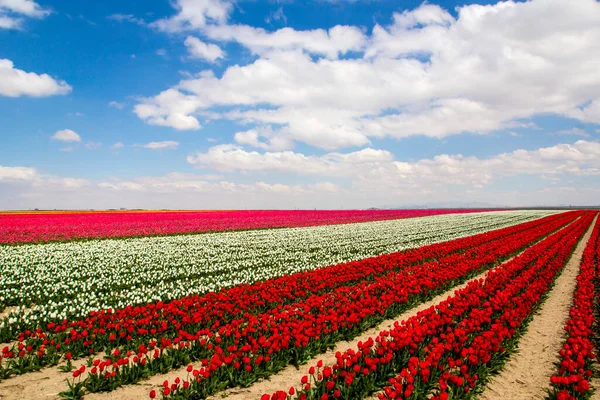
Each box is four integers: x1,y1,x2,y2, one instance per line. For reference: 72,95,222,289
1,0,600,209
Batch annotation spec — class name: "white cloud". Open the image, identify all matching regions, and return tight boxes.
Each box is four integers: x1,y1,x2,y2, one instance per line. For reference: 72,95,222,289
97,173,340,197
204,24,367,58
156,48,167,57
51,129,81,143
151,0,232,32
138,0,600,150
111,141,124,149
188,145,395,175
135,88,202,130
107,13,145,25
140,140,179,150
0,165,89,191
85,142,102,150
233,126,294,151
0,165,38,181
0,59,72,97
55,177,89,188
0,0,49,29
4,140,600,209
184,36,224,62
108,101,125,110
392,3,454,29
567,100,600,124
188,140,600,191
554,128,590,138
0,14,20,28
0,0,48,17
265,7,286,25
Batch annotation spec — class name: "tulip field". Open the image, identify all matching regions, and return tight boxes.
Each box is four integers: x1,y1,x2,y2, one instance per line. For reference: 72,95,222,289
0,209,488,244
1,209,599,400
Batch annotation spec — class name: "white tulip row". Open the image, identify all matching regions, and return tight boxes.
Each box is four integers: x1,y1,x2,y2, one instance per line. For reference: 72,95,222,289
0,210,557,336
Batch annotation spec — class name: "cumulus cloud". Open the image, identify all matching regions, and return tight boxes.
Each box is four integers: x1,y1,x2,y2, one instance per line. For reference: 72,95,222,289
233,126,294,151
188,145,402,176
0,165,89,190
568,100,600,124
97,172,337,195
0,0,49,29
204,24,367,58
265,7,286,25
0,169,342,210
554,128,590,138
3,140,600,209
107,13,145,25
135,88,202,130
184,36,224,62
0,165,38,181
151,0,232,32
0,59,72,97
108,101,125,110
51,129,81,143
140,141,179,150
188,140,600,191
137,0,600,150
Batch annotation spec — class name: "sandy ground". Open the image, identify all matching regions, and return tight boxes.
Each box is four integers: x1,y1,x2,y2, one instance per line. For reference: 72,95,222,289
0,366,71,400
590,374,600,400
0,350,109,400
480,215,597,400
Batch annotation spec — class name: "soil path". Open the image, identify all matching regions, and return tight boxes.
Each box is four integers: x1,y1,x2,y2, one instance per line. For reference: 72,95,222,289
480,214,597,400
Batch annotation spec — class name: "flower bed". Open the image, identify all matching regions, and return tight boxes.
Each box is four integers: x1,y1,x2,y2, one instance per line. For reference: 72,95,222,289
23,211,575,398
0,211,547,337
255,212,596,400
0,209,492,244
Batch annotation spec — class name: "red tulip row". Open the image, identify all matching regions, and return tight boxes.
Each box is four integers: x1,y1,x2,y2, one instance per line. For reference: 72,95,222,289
130,212,589,400
255,211,596,400
6,212,573,370
548,215,600,400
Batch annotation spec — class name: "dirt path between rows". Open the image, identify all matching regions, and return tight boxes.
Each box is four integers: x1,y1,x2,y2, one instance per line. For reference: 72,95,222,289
0,364,71,400
480,214,597,400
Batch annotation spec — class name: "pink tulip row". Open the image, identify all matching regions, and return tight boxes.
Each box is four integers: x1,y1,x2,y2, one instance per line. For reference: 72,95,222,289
0,209,492,244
